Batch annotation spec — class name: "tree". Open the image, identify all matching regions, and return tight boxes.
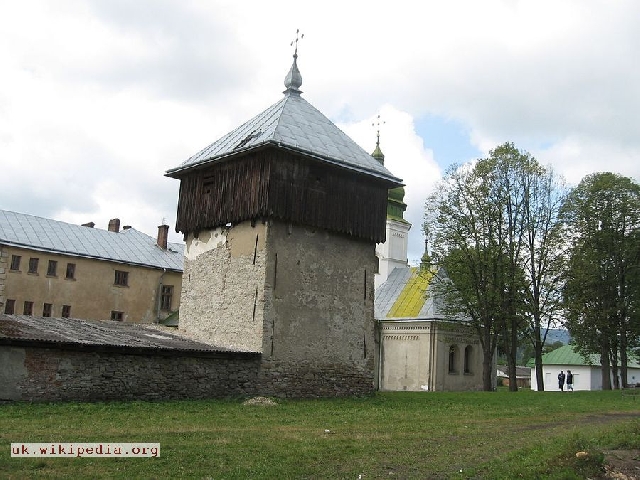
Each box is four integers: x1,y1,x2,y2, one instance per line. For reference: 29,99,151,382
424,143,565,391
519,160,567,391
561,172,640,389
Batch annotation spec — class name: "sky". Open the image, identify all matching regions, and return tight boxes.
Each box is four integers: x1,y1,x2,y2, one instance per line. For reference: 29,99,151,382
2,0,639,265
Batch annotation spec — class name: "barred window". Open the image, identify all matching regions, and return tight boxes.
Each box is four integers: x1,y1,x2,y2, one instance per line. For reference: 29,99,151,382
160,285,174,311
464,345,473,374
111,311,124,321
449,345,458,374
23,301,33,316
4,299,15,314
10,255,21,271
28,258,39,274
61,305,71,318
114,270,129,286
47,260,58,276
43,303,53,317
66,263,76,279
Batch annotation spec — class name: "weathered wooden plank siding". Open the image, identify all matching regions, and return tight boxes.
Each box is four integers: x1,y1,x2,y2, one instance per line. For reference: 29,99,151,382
174,148,390,243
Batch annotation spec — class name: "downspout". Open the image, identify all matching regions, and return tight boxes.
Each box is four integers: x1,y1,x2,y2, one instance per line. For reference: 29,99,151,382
156,268,166,323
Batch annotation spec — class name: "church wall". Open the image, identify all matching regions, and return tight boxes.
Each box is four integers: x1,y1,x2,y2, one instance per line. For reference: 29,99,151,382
259,221,377,397
379,323,432,391
179,221,267,352
432,322,484,391
378,320,485,392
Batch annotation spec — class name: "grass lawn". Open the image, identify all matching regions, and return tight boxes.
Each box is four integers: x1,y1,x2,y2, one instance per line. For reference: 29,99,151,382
1,390,639,479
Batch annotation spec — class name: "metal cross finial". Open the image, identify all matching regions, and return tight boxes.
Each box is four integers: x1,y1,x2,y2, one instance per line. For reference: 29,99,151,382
372,114,385,145
291,29,304,56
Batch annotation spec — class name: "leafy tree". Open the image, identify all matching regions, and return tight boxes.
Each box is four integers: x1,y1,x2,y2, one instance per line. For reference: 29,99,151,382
561,172,640,389
424,143,565,391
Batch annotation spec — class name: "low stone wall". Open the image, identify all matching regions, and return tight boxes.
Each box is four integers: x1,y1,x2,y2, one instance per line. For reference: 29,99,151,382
259,360,374,398
0,344,261,402
0,344,375,402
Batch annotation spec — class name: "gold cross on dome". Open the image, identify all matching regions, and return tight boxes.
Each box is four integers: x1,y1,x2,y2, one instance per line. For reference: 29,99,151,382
372,114,385,144
291,29,304,56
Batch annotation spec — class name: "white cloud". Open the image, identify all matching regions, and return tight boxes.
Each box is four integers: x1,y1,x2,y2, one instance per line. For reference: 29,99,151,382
340,105,440,264
1,0,639,251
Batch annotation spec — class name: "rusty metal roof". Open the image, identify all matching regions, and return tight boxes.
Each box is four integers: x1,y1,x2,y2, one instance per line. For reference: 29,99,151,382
0,210,183,272
0,314,255,354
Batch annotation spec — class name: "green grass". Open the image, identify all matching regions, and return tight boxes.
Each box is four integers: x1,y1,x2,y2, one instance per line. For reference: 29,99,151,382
1,390,639,479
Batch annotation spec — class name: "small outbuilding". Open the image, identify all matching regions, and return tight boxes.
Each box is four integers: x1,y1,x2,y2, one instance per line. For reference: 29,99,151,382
530,344,640,391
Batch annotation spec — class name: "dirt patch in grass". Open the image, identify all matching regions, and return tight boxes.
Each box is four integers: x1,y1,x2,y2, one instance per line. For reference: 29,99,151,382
599,450,640,479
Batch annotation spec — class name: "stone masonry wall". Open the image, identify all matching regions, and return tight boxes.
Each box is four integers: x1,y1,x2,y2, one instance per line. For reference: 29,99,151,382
0,345,261,402
179,222,267,352
260,222,377,397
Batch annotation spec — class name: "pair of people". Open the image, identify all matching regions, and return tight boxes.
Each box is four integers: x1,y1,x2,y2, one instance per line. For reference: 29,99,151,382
558,370,574,391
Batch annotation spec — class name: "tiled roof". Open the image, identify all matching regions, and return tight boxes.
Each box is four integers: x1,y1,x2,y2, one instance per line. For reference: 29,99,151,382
166,91,402,185
0,314,249,353
0,210,183,272
375,267,443,319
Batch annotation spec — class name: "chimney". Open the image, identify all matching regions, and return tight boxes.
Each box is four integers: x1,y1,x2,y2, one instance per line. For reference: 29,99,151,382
157,224,169,250
108,218,120,233
82,222,95,228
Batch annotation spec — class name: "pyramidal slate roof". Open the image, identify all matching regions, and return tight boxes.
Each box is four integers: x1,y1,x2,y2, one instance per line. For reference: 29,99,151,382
166,55,402,186
0,209,183,272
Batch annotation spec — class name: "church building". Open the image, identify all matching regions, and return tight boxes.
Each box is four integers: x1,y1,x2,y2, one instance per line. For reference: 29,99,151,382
372,143,489,392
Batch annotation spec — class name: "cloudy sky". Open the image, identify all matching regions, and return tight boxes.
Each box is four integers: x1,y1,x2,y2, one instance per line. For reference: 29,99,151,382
2,0,639,264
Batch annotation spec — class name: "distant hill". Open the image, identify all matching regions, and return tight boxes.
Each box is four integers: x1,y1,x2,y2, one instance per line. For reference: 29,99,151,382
544,328,571,345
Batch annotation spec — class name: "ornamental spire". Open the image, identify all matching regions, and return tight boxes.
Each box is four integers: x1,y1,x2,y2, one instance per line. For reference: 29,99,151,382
284,29,304,95
371,114,385,164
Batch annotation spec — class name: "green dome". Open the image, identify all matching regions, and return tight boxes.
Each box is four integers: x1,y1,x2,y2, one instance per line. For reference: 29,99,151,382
387,186,408,221
389,186,405,202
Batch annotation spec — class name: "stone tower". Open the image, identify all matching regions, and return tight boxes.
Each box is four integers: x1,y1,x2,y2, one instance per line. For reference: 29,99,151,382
166,47,402,397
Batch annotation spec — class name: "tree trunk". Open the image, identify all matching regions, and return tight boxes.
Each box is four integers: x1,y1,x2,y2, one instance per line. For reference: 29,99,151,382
621,328,628,388
534,335,545,391
482,348,494,391
508,319,519,392
601,344,612,390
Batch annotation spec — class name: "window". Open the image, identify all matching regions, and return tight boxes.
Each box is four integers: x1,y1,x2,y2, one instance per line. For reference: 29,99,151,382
61,305,71,318
464,345,473,374
448,345,458,374
10,255,21,271
4,299,15,314
43,303,53,317
111,311,124,321
65,263,76,279
114,270,129,287
23,301,33,316
47,260,58,276
28,257,39,274
160,285,174,310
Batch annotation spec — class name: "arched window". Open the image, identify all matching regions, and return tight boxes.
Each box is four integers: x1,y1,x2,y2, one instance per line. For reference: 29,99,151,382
448,345,458,374
464,345,473,374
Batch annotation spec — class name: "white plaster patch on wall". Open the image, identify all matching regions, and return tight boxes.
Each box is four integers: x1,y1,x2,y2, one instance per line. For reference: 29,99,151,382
184,228,227,260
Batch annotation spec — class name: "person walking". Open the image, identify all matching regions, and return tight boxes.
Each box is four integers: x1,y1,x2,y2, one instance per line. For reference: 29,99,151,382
558,370,566,391
566,370,574,391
